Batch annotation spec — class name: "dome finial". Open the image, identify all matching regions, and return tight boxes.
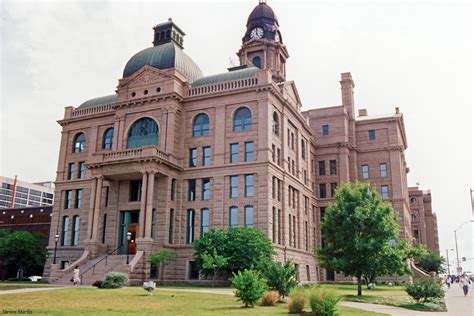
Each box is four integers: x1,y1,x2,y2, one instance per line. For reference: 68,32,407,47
259,0,266,4
168,17,172,22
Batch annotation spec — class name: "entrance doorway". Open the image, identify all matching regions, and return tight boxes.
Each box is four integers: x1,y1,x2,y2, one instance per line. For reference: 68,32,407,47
118,211,140,255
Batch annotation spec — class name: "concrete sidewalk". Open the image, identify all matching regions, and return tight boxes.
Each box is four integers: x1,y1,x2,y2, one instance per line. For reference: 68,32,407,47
0,286,67,296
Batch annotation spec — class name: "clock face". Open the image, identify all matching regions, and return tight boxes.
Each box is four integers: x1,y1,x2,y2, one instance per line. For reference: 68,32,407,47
250,27,264,39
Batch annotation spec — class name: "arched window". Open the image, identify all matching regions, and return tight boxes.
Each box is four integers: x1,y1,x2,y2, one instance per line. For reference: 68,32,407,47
102,128,114,150
233,107,252,132
252,56,261,69
72,133,86,153
127,118,159,148
411,214,417,222
272,112,279,135
192,113,209,137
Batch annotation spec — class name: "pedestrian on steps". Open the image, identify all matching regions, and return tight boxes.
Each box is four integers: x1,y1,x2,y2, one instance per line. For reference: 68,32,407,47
73,266,81,286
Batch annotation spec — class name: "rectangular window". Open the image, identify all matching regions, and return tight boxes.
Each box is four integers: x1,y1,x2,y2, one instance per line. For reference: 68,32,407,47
67,163,75,180
75,189,83,208
380,163,387,177
293,215,297,248
244,174,254,197
188,179,196,201
319,183,327,199
186,209,195,244
244,141,254,162
203,146,211,166
189,148,197,167
305,221,309,251
291,133,295,150
245,206,254,228
277,209,281,245
230,143,239,163
272,177,276,199
71,216,80,246
272,144,276,163
229,206,238,228
381,185,389,200
151,209,156,240
64,190,73,209
318,161,325,176
61,216,69,246
277,179,281,201
361,164,369,179
277,148,281,166
329,160,337,175
129,180,142,202
287,128,290,146
170,179,177,201
306,265,311,281
304,196,309,215
330,183,337,197
102,214,107,244
322,125,329,136
78,162,85,179
105,186,109,207
201,178,210,200
230,175,238,198
301,139,306,160
288,215,292,246
201,208,209,237
368,130,376,140
169,209,174,244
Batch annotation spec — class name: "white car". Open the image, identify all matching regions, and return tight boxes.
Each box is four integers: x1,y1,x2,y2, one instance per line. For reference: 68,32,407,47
28,276,43,282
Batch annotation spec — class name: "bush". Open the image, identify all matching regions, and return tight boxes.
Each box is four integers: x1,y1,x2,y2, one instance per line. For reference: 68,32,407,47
308,286,340,316
405,277,444,304
260,290,279,306
288,288,306,314
92,280,103,288
7,277,30,282
232,269,267,308
262,260,298,300
101,272,128,289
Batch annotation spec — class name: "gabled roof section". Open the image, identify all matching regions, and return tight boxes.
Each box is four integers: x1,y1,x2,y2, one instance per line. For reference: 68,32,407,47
191,67,259,87
278,81,302,107
78,94,117,109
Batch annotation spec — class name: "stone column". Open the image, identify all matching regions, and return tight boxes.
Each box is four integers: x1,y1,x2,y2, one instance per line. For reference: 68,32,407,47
91,176,103,241
144,172,155,239
138,172,148,238
87,177,97,240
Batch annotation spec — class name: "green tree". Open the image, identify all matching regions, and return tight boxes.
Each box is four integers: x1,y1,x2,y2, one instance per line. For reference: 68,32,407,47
0,230,46,278
316,182,404,296
408,244,444,274
194,227,274,275
147,249,177,282
262,260,298,300
201,249,228,287
232,269,267,307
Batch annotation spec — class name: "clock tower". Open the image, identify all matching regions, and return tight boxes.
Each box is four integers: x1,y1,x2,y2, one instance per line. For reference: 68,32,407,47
238,0,289,83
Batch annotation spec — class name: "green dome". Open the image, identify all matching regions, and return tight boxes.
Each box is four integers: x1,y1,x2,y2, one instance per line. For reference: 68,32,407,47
78,94,117,109
123,42,203,83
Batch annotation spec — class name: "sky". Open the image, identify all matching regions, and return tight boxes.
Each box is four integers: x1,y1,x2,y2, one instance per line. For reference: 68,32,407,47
1,0,472,272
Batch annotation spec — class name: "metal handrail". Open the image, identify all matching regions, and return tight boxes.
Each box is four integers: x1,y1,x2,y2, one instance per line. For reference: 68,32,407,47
80,245,123,285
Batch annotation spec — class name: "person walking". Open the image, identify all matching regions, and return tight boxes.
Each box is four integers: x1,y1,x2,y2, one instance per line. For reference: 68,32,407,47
459,274,470,296
445,275,452,289
72,266,81,286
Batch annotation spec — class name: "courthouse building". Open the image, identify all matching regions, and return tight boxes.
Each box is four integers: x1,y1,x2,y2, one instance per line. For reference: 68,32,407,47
44,1,439,284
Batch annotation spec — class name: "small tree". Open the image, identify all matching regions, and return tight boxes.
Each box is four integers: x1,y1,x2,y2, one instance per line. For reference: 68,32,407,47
201,249,228,287
232,269,267,308
0,230,46,278
405,277,444,304
147,249,177,282
316,182,403,296
262,260,298,300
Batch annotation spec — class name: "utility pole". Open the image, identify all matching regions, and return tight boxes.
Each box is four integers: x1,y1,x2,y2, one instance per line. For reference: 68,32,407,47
454,220,474,276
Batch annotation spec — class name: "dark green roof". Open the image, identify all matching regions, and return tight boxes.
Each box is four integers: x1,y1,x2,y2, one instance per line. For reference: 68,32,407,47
78,94,117,109
123,42,203,83
191,67,259,87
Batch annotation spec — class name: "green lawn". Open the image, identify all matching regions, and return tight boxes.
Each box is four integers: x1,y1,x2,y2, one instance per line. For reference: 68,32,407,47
0,287,385,315
0,284,57,291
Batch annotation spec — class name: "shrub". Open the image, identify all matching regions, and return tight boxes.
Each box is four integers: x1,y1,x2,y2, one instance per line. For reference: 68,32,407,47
101,272,128,289
260,290,279,306
308,286,340,316
405,277,444,304
262,260,298,300
288,288,306,314
92,280,103,288
232,269,267,308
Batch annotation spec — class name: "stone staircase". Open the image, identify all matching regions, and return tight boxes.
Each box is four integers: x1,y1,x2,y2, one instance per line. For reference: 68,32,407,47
52,255,130,285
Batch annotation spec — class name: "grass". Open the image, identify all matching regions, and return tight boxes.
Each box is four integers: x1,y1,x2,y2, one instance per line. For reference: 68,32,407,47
0,287,386,315
0,284,57,291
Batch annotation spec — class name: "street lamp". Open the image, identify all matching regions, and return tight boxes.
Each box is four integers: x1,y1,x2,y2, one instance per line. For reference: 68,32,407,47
445,249,454,275
10,215,14,224
29,214,33,223
126,232,132,264
53,234,59,264
454,220,474,276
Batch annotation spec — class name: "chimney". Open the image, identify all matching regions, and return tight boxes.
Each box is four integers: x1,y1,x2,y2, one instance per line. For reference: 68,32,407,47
340,72,355,119
358,109,368,117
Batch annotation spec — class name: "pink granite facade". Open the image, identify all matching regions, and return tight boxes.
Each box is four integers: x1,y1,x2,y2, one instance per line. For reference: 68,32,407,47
44,2,438,284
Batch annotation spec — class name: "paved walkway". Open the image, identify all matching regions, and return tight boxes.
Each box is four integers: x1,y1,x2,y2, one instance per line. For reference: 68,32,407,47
0,286,67,296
